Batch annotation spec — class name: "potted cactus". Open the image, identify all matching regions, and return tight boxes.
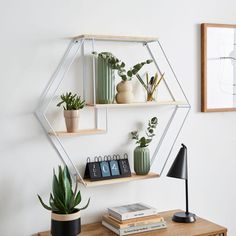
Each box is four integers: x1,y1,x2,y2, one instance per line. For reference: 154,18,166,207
131,117,158,175
37,165,90,236
57,92,85,132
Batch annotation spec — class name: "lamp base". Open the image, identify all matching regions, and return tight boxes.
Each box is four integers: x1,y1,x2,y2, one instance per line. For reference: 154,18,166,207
172,212,196,223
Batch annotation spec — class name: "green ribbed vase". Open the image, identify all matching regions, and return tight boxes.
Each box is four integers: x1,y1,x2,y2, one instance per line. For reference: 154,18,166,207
133,146,150,175
97,56,115,104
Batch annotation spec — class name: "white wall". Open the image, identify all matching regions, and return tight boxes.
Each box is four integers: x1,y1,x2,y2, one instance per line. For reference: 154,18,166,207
1,0,236,235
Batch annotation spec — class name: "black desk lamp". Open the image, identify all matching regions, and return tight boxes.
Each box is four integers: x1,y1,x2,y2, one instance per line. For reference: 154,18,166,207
167,143,196,223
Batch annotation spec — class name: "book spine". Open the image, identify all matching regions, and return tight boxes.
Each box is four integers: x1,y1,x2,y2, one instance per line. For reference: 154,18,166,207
103,220,167,236
120,222,167,235
102,220,120,236
122,209,158,221
108,210,122,221
104,215,164,229
120,218,164,229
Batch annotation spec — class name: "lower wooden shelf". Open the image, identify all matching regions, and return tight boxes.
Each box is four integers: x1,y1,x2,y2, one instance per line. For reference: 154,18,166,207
48,129,106,137
79,172,160,187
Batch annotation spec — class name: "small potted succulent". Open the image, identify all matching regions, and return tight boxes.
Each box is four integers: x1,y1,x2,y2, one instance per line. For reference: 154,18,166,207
57,92,85,132
37,165,90,236
131,117,158,175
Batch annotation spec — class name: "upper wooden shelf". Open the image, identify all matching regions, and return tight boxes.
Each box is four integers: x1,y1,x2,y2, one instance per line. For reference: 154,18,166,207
48,129,106,137
87,101,187,108
79,172,160,187
73,34,159,43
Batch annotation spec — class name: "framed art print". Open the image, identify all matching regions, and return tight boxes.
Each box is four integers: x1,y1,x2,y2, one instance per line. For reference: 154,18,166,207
201,23,236,112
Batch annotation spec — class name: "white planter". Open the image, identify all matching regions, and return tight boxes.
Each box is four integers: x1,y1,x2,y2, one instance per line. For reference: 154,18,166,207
116,81,134,104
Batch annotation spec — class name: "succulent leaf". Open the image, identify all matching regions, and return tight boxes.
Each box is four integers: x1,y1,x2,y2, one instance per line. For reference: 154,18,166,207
37,166,90,214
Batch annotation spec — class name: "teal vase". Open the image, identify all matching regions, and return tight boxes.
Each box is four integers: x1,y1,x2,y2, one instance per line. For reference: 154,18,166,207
133,146,150,175
97,56,115,104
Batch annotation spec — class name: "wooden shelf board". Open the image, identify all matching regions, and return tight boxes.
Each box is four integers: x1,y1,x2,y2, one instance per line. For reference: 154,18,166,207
79,172,160,187
48,129,106,137
73,34,158,43
87,101,187,108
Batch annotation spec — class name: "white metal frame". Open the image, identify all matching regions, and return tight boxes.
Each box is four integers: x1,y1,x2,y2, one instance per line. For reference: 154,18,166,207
35,35,191,187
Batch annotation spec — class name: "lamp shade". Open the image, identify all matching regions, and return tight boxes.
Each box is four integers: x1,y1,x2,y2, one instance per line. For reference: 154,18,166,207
167,143,188,180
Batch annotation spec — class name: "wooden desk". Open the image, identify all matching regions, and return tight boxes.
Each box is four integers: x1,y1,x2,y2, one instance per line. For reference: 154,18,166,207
38,209,227,236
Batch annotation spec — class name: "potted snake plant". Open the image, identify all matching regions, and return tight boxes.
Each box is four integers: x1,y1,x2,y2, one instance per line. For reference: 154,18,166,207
37,165,90,236
131,117,158,175
57,92,85,132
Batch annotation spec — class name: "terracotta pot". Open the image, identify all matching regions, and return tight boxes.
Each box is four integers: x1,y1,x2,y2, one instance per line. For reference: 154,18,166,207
64,110,80,133
51,211,81,236
116,81,134,104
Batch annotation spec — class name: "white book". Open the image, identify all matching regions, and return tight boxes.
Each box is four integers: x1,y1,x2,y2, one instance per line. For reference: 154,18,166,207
102,220,167,236
108,203,158,221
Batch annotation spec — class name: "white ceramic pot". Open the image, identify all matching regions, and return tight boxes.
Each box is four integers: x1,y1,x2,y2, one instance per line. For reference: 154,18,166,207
63,110,80,133
116,81,134,104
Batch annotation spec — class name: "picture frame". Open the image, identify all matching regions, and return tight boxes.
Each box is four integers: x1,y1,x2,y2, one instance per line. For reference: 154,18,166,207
201,23,236,112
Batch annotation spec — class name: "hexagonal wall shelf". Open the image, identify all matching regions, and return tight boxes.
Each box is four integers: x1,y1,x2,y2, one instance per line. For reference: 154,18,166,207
35,35,190,187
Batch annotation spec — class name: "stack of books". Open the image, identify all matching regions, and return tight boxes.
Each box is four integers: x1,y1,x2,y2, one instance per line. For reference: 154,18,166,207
102,203,167,235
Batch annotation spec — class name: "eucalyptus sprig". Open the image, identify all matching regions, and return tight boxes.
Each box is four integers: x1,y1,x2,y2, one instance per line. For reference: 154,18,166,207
57,92,85,110
131,117,158,148
93,51,153,81
118,59,153,81
37,166,90,214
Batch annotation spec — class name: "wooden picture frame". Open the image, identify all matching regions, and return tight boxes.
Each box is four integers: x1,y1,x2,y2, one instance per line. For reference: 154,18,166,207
201,23,236,112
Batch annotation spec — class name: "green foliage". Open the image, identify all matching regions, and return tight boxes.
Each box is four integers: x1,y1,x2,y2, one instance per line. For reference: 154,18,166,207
57,92,85,110
131,117,158,148
37,166,90,214
93,51,153,81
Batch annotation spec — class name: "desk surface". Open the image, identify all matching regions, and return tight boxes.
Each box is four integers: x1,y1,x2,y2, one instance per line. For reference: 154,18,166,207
38,209,227,236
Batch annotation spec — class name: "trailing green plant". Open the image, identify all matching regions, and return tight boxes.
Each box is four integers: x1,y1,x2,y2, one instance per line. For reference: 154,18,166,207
37,165,90,214
131,117,158,147
93,51,153,81
57,92,85,110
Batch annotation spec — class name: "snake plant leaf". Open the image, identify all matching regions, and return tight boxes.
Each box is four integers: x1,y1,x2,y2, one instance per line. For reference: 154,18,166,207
53,171,64,203
78,198,91,211
37,194,52,211
62,167,73,209
49,194,60,212
73,190,82,208
52,193,67,213
65,166,72,187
